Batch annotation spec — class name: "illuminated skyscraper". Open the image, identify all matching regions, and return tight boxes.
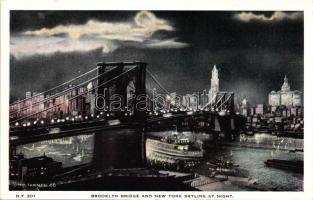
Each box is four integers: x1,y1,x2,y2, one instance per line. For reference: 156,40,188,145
209,65,219,102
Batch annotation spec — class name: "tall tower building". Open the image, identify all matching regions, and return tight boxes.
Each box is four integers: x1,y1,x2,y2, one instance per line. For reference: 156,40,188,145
209,65,219,102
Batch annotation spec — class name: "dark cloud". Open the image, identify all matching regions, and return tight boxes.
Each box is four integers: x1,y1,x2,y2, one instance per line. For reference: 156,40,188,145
10,11,303,106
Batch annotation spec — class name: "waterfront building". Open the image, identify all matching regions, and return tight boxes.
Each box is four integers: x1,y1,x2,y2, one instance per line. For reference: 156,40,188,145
255,104,265,116
200,89,209,108
182,94,191,108
10,154,62,182
25,91,31,99
190,93,199,110
182,93,199,110
268,75,302,109
10,83,98,121
239,98,250,116
250,107,255,116
32,92,45,118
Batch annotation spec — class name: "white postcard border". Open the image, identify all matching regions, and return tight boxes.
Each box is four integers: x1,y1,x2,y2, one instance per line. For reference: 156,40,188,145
1,0,313,199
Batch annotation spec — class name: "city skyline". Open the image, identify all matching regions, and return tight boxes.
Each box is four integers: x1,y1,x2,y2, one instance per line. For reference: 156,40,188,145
7,10,305,193
10,11,304,105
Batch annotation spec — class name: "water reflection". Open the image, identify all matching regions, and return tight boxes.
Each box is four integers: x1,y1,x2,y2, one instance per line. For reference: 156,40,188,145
17,134,94,167
148,131,303,191
16,131,303,191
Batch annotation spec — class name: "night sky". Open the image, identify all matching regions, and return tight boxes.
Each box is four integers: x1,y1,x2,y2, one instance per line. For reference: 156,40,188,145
10,11,303,105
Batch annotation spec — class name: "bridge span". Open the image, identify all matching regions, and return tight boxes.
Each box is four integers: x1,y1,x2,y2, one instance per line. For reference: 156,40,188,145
9,61,244,171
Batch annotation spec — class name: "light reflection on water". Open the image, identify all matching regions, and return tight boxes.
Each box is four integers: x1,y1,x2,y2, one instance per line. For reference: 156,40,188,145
17,134,94,167
203,146,303,191
149,131,304,191
16,131,303,191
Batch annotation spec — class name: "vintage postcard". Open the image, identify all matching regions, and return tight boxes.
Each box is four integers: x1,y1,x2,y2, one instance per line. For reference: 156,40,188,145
1,0,313,200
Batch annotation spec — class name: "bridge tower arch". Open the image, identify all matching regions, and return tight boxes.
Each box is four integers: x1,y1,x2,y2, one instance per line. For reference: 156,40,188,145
93,62,147,170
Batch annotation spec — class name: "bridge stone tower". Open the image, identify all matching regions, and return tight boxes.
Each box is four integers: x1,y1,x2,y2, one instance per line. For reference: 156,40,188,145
93,62,147,170
209,65,219,102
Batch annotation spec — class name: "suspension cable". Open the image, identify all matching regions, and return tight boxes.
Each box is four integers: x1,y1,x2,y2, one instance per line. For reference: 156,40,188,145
201,94,217,109
11,66,138,124
146,69,185,109
146,69,170,95
10,66,98,106
10,66,118,116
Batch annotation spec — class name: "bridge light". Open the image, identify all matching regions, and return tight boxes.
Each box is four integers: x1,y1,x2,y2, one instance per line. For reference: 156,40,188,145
124,113,128,116
78,115,82,119
75,116,78,119
91,114,94,117
66,117,70,120
15,122,19,126
85,116,88,120
61,119,65,122
33,121,37,125
40,120,44,124
51,119,55,123
163,113,173,118
71,118,75,121
27,122,31,126
100,112,104,115
149,112,152,115
107,119,121,126
106,113,110,117
187,111,193,115
22,124,26,127
96,115,100,118
57,119,61,123
218,111,226,116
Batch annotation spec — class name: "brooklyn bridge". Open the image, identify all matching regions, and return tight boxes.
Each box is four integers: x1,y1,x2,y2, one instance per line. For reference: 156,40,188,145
9,61,245,190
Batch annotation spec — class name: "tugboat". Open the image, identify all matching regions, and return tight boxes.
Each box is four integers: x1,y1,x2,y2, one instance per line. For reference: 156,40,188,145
146,132,204,171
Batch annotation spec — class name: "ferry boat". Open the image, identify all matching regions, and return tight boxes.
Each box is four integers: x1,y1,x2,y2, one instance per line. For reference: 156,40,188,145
146,132,204,171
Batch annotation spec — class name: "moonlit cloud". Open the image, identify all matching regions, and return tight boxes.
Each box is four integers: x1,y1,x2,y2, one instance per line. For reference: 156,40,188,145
145,38,189,49
11,36,117,58
11,11,186,59
234,11,302,22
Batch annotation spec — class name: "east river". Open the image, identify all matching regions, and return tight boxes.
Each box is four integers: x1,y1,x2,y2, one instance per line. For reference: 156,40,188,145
16,132,303,191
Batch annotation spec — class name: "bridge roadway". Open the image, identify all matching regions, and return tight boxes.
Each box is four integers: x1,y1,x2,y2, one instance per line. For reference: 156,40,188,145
9,111,240,146
10,117,142,146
